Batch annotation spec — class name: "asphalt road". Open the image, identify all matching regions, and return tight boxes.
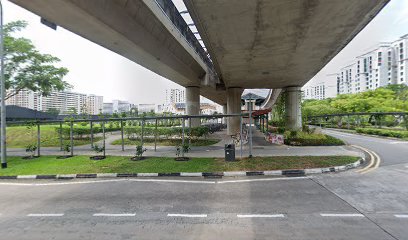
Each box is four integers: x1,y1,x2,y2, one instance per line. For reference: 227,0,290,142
323,128,408,166
0,130,407,240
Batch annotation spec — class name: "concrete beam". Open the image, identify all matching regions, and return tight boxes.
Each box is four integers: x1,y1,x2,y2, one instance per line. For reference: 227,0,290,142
185,0,389,89
186,86,200,127
227,87,243,135
10,0,226,104
285,87,302,131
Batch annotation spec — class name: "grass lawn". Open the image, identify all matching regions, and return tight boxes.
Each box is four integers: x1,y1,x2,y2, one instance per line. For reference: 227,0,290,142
110,138,220,146
6,125,102,148
0,155,359,176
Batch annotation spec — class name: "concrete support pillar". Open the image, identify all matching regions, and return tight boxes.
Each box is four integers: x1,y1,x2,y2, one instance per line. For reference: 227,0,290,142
227,87,243,135
186,86,200,127
285,86,302,131
222,104,227,124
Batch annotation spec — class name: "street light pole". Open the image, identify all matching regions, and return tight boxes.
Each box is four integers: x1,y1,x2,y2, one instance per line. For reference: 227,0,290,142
0,1,7,168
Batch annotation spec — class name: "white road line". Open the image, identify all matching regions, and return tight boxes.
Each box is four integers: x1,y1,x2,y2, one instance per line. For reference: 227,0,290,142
27,213,64,217
167,213,207,218
237,214,284,218
93,213,136,217
0,179,216,187
389,142,408,144
320,213,364,217
129,179,215,184
218,176,308,184
324,131,385,143
395,214,408,218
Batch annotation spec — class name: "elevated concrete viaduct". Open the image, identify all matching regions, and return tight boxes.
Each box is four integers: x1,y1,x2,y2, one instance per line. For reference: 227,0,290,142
185,0,389,133
11,0,389,133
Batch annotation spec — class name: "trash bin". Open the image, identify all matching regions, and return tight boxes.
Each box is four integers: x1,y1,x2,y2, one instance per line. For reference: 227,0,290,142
224,144,235,161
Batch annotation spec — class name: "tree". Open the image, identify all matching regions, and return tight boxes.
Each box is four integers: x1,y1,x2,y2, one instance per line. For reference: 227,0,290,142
67,107,77,115
4,20,70,100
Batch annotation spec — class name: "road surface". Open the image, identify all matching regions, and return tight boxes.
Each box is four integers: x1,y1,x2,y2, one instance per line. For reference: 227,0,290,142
0,130,407,239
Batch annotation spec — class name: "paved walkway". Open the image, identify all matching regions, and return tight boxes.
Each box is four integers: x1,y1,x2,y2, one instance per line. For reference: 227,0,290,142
6,128,363,158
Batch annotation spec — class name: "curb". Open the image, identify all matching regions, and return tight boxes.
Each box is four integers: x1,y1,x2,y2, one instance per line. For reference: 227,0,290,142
0,158,365,180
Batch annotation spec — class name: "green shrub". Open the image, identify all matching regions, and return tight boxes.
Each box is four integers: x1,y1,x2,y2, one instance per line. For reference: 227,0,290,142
284,131,344,146
55,124,120,139
124,126,209,140
356,128,408,138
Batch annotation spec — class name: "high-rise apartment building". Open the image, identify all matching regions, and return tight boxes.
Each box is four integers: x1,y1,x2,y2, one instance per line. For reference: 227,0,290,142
102,100,133,114
165,89,185,105
303,82,327,100
302,74,338,100
337,34,408,95
5,89,103,115
86,94,104,115
5,89,40,110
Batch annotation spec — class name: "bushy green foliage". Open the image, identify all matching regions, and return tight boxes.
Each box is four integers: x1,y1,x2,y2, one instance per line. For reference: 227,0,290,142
283,131,345,146
25,144,37,154
124,126,209,140
135,145,147,158
356,128,408,139
175,144,190,157
92,144,105,154
62,144,71,155
55,124,120,139
303,84,408,117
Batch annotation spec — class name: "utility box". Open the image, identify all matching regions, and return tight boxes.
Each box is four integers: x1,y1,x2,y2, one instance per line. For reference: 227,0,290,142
224,144,236,161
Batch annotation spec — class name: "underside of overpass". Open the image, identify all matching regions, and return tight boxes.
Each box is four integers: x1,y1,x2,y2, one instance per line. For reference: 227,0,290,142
10,0,389,133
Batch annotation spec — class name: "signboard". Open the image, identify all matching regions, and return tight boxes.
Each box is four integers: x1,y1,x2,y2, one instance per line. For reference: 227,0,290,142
266,133,284,145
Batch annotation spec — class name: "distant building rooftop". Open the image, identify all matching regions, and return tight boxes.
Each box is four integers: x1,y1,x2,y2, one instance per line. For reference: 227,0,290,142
6,105,55,121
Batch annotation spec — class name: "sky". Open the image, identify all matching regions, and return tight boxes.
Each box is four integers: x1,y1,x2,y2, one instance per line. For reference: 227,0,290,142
3,0,408,103
305,0,408,97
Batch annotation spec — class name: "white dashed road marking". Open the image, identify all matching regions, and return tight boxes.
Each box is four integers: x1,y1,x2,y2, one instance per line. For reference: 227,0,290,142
27,213,64,217
237,214,284,218
167,214,207,218
395,215,408,218
93,213,136,217
320,213,364,217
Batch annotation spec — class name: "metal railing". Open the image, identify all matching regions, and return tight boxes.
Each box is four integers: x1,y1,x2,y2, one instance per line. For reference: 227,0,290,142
154,0,215,72
1,113,251,164
307,112,408,130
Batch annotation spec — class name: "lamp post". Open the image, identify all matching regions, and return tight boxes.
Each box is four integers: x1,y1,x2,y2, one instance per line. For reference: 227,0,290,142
0,1,7,168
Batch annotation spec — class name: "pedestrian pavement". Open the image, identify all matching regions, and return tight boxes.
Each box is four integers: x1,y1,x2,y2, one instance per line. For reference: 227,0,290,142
6,128,363,158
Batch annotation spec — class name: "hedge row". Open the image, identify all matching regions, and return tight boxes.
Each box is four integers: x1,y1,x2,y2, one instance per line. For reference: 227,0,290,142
55,125,121,139
284,131,345,146
55,125,211,140
124,126,209,140
355,128,408,138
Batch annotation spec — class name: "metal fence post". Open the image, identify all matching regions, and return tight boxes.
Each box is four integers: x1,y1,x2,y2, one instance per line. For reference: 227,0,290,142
120,120,124,151
141,118,145,146
182,117,185,158
70,121,73,156
59,122,63,151
266,114,269,133
102,121,106,157
37,122,41,157
239,115,243,159
154,118,158,152
249,101,253,158
188,117,191,146
90,121,94,148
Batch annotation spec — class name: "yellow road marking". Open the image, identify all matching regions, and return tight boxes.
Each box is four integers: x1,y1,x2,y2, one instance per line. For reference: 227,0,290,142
351,145,380,174
361,150,381,174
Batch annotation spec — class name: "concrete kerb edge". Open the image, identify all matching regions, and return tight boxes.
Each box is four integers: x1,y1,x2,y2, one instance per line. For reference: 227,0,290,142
2,157,365,180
